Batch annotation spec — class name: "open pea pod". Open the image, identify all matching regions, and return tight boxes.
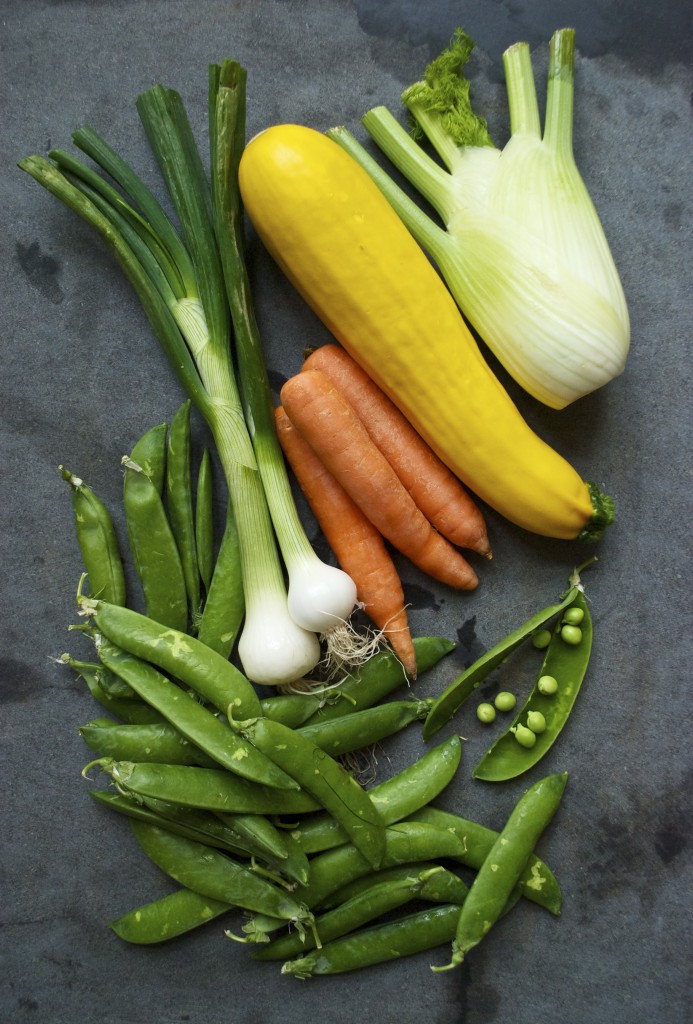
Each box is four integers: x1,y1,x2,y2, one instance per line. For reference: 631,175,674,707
423,564,592,740
473,590,592,781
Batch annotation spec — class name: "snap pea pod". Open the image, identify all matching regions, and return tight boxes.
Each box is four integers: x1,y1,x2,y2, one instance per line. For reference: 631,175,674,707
235,716,386,870
64,656,165,724
439,772,569,970
281,904,462,977
60,467,126,606
93,760,321,815
195,448,215,594
196,503,244,659
295,698,432,756
253,866,467,962
122,455,189,631
166,400,201,618
65,654,138,701
110,886,231,944
79,598,262,720
410,805,562,915
259,636,454,728
79,718,218,767
214,813,310,886
473,591,593,781
130,421,167,496
98,640,295,789
261,691,327,728
301,636,456,725
128,821,312,925
243,821,468,938
90,790,248,857
137,797,309,884
324,863,467,909
424,573,586,739
291,735,461,854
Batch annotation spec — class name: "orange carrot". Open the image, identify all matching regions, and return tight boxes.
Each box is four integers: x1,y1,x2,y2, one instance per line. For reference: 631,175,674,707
280,370,479,592
302,344,491,557
275,406,418,677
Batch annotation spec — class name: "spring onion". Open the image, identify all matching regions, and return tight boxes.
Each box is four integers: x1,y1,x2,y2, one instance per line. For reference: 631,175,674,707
19,76,327,686
328,27,630,410
208,61,358,644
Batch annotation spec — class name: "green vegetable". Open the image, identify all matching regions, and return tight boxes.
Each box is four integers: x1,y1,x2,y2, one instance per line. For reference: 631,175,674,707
329,28,629,410
252,867,468,962
122,450,189,633
92,760,321,815
512,724,538,748
532,630,552,650
526,711,547,734
494,691,516,712
291,735,462,855
110,887,231,945
562,606,585,625
59,467,126,607
96,640,284,785
561,624,584,645
166,400,201,619
476,702,496,724
537,674,559,696
473,591,593,781
423,566,589,738
20,73,326,686
434,773,568,970
232,715,387,869
128,821,313,925
209,61,357,646
281,903,463,978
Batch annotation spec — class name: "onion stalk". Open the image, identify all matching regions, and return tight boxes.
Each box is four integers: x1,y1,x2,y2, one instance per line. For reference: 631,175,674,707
208,61,358,647
328,27,630,410
19,79,330,685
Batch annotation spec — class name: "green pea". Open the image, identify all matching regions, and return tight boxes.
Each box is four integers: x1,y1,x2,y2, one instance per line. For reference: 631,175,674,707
563,606,585,626
526,711,547,734
560,624,583,645
494,691,516,712
531,629,552,650
477,703,496,724
537,675,558,696
512,724,537,748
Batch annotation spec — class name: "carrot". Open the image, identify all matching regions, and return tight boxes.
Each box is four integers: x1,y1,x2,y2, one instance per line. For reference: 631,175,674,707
280,370,479,592
302,344,491,557
275,406,418,677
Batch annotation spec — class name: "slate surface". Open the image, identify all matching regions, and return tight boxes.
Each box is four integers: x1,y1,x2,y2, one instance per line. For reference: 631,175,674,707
2,2,691,1022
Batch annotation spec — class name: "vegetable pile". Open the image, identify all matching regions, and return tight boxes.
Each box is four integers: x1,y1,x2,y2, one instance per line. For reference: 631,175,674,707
21,25,626,981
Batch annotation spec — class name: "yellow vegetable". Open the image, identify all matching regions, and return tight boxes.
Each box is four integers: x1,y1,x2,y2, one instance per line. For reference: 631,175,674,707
238,124,614,541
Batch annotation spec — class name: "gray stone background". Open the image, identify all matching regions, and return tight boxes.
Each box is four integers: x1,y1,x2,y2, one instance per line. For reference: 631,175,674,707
2,1,691,1022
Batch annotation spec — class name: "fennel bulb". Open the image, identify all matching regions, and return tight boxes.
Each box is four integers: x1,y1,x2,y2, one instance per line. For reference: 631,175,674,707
334,28,630,409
